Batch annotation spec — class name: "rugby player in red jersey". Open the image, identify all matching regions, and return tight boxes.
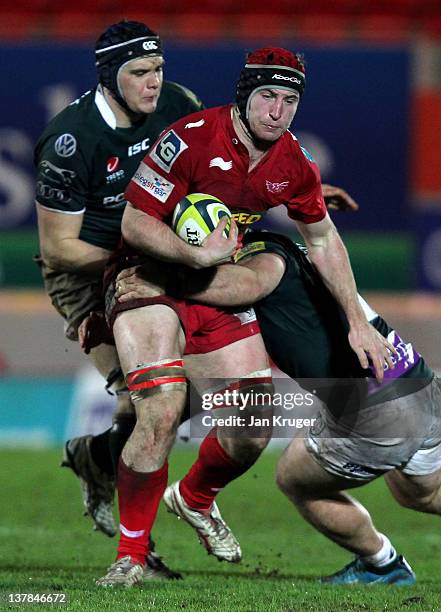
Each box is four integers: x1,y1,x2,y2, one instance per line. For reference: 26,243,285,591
96,47,393,586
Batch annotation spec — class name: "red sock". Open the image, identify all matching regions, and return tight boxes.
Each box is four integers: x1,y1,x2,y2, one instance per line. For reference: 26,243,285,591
116,458,168,565
179,435,249,511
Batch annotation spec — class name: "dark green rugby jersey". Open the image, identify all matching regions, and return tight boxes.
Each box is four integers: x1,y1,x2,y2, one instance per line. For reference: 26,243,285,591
239,230,433,406
34,82,203,250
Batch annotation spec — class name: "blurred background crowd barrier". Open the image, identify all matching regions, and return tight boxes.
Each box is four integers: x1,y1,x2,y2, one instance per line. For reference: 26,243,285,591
0,0,440,446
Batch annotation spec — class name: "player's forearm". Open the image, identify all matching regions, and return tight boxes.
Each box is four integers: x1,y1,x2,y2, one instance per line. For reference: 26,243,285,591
41,238,111,275
306,227,366,326
183,264,265,306
122,204,201,267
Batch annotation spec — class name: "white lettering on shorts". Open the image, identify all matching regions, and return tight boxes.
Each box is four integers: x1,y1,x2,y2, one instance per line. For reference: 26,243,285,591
234,308,257,325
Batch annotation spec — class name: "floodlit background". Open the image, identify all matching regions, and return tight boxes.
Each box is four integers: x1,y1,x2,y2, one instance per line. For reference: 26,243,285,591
0,0,440,445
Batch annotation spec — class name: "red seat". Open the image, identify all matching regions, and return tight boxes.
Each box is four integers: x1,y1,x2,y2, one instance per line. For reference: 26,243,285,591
295,15,351,42
299,0,363,16
0,9,40,39
357,14,412,42
172,13,229,41
235,0,298,16
420,16,441,38
233,13,289,40
45,0,120,12
50,11,103,40
3,0,49,9
360,0,419,17
117,0,182,14
101,11,169,34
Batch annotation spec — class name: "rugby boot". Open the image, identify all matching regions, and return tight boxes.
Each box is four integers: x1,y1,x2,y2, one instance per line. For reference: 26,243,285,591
61,435,117,537
320,555,416,585
96,556,143,588
163,481,241,563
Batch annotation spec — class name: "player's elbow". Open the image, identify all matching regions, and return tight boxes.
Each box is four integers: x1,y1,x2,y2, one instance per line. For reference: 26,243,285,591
40,242,67,270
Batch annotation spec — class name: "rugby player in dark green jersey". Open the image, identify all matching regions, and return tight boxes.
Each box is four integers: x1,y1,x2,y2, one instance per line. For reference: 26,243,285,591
115,230,440,585
34,19,203,577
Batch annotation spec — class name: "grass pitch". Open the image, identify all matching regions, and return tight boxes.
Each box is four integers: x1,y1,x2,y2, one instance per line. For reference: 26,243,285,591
0,447,440,611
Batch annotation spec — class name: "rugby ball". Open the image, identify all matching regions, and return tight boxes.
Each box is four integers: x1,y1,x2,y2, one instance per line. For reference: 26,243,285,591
172,193,231,246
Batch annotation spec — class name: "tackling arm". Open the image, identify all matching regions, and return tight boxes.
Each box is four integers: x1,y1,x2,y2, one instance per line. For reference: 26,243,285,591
115,252,285,307
184,253,285,306
36,203,111,274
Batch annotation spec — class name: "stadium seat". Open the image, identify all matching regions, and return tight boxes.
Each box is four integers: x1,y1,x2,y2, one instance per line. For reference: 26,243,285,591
105,12,169,34
420,16,441,39
175,0,237,15
281,0,363,17
107,0,171,14
234,0,295,16
45,0,117,10
8,0,49,9
233,13,289,40
172,13,230,41
293,15,351,43
50,11,104,40
357,15,412,42
360,0,419,17
0,9,41,39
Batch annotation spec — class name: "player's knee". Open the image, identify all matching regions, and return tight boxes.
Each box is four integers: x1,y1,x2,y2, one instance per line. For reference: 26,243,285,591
136,402,182,439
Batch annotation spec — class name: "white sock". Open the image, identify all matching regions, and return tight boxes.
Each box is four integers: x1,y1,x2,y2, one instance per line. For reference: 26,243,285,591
362,534,397,568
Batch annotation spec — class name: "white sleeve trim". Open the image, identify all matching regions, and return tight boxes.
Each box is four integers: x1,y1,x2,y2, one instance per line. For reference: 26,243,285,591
36,201,86,215
357,294,378,322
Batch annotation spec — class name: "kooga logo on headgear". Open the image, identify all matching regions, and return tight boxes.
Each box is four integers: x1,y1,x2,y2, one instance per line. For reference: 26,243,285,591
272,73,302,84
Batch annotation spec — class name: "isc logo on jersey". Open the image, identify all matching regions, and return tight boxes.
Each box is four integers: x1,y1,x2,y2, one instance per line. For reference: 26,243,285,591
150,130,188,172
128,138,150,157
133,162,174,203
172,193,231,246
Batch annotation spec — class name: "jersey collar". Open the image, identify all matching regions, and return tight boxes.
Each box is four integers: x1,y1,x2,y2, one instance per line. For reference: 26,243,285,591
95,85,117,129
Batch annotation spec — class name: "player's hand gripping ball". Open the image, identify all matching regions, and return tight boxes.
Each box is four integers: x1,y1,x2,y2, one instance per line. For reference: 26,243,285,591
172,193,231,246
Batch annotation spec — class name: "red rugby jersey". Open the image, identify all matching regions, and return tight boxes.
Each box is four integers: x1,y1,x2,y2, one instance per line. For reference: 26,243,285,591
125,104,326,228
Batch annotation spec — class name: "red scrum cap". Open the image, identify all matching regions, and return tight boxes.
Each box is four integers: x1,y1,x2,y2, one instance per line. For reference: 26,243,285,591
236,47,306,122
